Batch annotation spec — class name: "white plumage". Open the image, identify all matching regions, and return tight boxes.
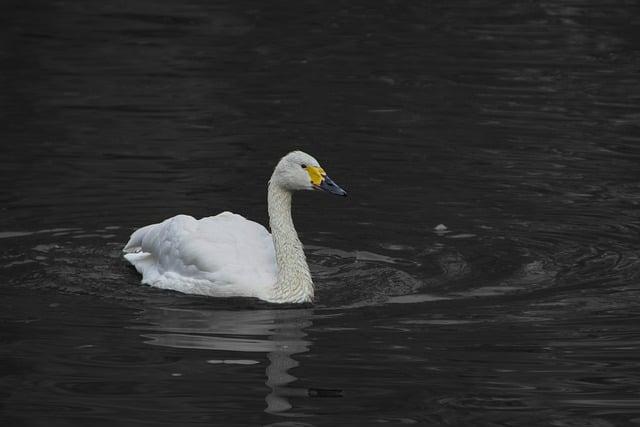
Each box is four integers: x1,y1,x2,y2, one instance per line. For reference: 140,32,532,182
123,151,346,304
123,212,278,300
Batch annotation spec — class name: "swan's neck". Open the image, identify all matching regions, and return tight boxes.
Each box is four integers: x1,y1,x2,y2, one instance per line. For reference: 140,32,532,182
267,182,314,303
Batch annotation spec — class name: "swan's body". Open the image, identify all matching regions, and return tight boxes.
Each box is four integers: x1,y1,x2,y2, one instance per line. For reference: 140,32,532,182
123,212,279,300
123,151,346,304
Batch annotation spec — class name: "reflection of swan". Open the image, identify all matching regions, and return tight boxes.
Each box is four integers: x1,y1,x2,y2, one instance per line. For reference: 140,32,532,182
123,151,346,303
137,306,314,414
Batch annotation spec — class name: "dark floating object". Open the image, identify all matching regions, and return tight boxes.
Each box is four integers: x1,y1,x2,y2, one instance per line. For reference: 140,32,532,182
308,388,344,398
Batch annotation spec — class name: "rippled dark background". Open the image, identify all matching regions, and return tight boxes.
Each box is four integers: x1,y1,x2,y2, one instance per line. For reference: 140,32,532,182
2,0,640,425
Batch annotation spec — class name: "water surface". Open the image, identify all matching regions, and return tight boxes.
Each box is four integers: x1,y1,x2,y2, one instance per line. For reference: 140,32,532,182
1,0,640,425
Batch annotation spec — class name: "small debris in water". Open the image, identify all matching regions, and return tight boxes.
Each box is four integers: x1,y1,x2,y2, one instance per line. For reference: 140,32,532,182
308,388,343,398
433,224,450,235
207,359,259,365
75,344,95,349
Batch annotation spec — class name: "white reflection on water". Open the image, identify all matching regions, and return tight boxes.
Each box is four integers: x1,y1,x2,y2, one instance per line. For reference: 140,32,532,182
136,306,313,414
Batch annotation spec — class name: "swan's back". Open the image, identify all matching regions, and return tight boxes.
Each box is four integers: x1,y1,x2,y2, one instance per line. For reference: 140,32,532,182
124,212,277,299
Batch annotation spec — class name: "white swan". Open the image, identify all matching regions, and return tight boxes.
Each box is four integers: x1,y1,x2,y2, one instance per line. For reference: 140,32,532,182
123,151,346,304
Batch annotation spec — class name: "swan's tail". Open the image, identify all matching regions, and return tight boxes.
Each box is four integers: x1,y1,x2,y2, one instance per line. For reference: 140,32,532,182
123,224,160,282
123,250,156,277
123,223,157,253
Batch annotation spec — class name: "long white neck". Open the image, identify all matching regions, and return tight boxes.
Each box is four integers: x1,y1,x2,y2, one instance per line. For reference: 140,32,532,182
267,181,314,303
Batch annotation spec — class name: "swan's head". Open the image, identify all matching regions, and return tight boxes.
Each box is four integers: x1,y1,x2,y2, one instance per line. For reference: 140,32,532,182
271,151,347,196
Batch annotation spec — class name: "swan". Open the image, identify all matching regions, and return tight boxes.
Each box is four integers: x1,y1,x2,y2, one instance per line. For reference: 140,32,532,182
123,150,346,304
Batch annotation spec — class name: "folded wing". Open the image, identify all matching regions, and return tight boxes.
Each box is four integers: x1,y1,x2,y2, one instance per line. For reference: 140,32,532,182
123,212,277,299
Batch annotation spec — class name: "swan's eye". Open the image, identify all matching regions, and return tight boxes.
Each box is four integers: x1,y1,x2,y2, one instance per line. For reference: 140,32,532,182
301,163,307,169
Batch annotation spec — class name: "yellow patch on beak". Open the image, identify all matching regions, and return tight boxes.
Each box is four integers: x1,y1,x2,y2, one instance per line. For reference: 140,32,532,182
306,166,326,186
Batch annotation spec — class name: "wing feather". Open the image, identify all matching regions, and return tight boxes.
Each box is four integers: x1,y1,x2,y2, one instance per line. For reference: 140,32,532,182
123,212,277,298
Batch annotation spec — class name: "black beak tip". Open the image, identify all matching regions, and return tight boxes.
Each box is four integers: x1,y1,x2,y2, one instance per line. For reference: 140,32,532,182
318,176,347,197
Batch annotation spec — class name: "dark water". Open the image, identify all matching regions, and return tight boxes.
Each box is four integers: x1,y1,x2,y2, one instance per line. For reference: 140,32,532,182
2,0,640,425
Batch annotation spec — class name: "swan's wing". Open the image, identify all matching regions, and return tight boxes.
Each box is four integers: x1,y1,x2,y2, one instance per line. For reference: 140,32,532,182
123,212,277,298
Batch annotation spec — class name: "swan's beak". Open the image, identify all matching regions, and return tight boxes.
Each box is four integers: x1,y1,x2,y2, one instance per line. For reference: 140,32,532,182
317,175,347,196
307,166,347,197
